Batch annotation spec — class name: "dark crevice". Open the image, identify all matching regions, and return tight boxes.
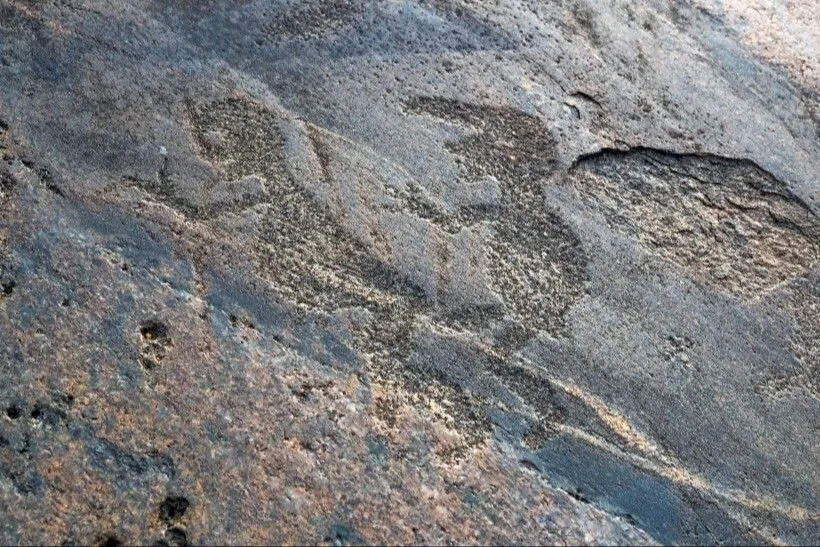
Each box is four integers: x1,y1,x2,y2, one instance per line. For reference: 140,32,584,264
1,280,14,296
566,487,589,503
6,404,21,419
139,319,172,370
570,91,603,109
159,496,189,523
163,527,188,547
98,536,123,547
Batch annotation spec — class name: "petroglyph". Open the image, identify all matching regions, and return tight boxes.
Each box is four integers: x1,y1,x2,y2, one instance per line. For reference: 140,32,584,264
175,95,591,457
259,0,362,41
190,95,494,453
404,97,557,194
404,97,588,336
4,0,820,544
188,96,289,184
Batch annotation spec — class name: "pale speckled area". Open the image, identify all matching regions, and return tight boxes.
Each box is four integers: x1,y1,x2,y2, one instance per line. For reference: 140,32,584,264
693,0,819,92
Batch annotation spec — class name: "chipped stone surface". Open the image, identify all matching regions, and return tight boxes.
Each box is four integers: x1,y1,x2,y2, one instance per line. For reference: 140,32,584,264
566,148,820,297
0,0,818,545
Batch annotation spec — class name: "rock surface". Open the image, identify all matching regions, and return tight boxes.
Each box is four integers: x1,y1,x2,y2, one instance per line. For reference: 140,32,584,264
0,0,818,545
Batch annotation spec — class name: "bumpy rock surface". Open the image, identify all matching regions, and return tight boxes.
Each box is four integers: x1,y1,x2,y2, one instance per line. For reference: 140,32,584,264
0,1,818,545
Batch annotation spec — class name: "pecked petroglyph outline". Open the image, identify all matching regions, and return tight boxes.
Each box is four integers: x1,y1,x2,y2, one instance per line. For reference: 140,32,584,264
118,87,817,533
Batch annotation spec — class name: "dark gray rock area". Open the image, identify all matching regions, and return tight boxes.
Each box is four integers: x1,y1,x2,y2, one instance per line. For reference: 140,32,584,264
0,1,817,544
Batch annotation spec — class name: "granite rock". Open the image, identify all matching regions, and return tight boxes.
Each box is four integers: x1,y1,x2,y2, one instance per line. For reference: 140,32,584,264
0,0,818,544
